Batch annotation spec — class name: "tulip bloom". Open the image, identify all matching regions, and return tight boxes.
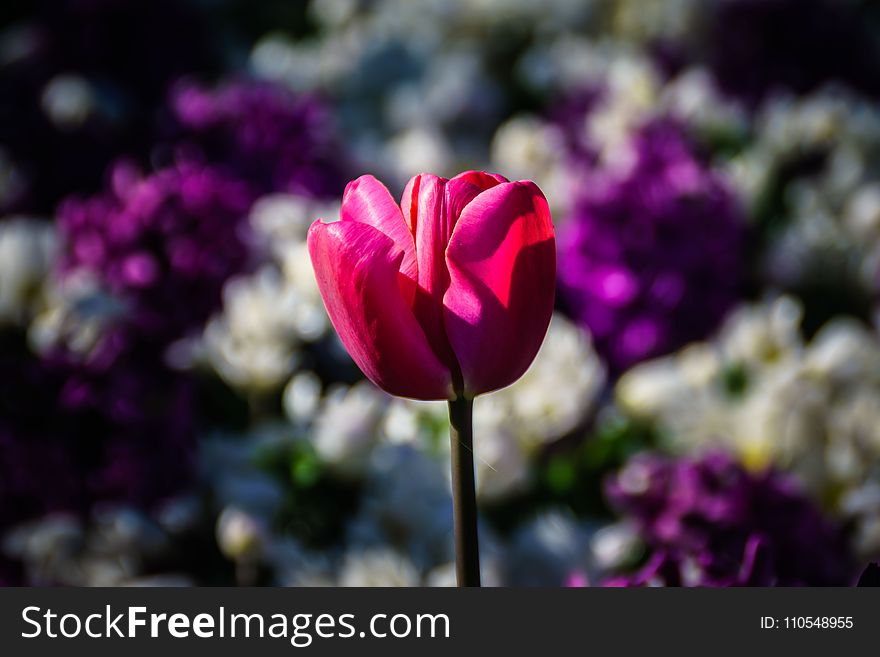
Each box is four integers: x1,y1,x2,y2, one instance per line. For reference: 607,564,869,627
308,170,554,587
308,171,556,401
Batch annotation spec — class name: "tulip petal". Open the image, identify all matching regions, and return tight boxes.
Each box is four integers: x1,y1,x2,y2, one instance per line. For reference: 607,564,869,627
444,181,556,397
399,175,421,236
404,174,459,371
341,175,418,298
308,219,453,400
446,170,507,224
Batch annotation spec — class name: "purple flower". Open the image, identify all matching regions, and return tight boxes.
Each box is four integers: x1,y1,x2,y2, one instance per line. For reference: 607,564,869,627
604,452,855,586
165,79,348,199
58,160,254,345
558,120,745,374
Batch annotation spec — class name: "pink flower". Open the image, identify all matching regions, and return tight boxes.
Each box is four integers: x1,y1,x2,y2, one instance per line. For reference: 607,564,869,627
308,171,556,400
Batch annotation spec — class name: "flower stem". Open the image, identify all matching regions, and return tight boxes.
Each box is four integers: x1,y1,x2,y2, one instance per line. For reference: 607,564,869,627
448,396,481,587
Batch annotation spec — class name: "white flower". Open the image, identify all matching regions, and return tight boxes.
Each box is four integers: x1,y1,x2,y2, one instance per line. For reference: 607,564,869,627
4,507,176,586
202,266,304,389
283,371,324,426
717,295,804,367
3,514,87,586
490,116,570,217
845,183,880,242
616,343,718,421
308,0,359,28
338,549,421,587
616,296,880,556
841,483,880,557
312,382,388,477
381,398,446,445
661,67,748,137
41,74,96,129
387,49,501,131
501,313,606,445
3,514,82,568
618,296,806,460
196,194,339,391
472,410,531,503
250,195,335,329
424,562,458,587
216,507,266,562
472,314,604,476
385,126,454,181
590,522,642,571
609,0,705,46
730,87,880,295
590,52,663,169
0,217,56,324
28,270,125,357
250,194,339,255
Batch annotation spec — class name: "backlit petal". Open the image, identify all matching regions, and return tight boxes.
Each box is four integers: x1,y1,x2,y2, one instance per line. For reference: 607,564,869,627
446,170,507,224
308,219,453,400
444,181,556,397
341,175,417,297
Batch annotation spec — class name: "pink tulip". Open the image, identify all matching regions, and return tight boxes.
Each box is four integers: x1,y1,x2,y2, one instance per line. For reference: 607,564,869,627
308,171,556,401
309,170,555,586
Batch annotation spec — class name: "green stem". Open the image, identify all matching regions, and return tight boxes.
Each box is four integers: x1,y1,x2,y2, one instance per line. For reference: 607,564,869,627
447,397,481,587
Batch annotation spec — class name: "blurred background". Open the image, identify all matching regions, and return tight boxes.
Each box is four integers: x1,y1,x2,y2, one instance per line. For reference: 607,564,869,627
2,0,880,586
